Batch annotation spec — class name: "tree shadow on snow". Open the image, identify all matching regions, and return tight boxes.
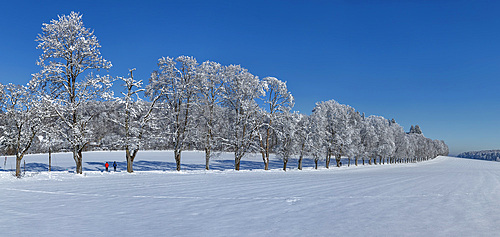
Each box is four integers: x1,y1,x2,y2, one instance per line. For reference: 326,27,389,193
0,162,67,172
2,157,357,173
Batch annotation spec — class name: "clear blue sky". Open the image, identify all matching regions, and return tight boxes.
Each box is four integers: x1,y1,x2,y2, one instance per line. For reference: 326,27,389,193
1,0,499,155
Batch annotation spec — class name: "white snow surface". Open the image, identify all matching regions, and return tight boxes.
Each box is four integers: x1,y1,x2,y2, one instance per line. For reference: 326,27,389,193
1,151,499,236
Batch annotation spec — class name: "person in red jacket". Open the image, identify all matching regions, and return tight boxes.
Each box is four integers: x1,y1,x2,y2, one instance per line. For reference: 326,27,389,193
105,162,109,172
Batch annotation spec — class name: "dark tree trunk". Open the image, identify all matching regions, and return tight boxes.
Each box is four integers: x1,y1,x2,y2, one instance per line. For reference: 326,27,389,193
325,153,330,169
126,148,138,173
283,159,287,171
235,157,241,171
205,148,210,170
204,123,212,170
48,147,52,172
15,157,22,178
126,148,131,172
263,121,271,171
261,151,269,170
127,159,133,173
298,155,303,170
314,159,318,169
175,150,181,171
75,149,83,174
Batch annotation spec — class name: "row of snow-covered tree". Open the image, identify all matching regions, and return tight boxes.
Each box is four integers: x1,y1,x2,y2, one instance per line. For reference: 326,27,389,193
0,12,448,177
457,150,500,162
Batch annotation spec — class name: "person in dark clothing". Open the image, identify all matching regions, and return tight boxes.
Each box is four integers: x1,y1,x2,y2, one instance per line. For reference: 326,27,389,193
105,162,109,172
113,161,117,172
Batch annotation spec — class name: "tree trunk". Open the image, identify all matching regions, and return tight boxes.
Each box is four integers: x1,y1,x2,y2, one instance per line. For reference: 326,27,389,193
126,148,131,172
175,150,181,171
264,121,271,171
205,123,212,170
283,159,287,171
126,148,138,173
314,159,318,169
336,155,341,167
355,157,358,166
261,151,269,170
205,148,210,170
15,156,22,178
48,147,52,172
373,156,377,165
325,153,330,169
298,155,303,170
235,157,241,171
74,149,83,174
127,158,133,172
348,157,351,167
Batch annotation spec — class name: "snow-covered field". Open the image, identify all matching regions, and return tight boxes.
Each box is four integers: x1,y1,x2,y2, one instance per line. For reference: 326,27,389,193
1,151,499,236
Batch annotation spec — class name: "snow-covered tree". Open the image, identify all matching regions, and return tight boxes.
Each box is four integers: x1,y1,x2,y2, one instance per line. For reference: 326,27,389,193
394,129,410,163
147,56,199,171
346,111,363,166
295,114,312,170
379,119,396,164
275,111,299,171
220,65,264,170
368,116,393,165
409,125,423,135
309,107,327,169
414,125,423,134
386,120,405,164
434,140,449,156
0,83,46,177
196,61,225,170
32,12,113,174
311,100,355,168
37,111,66,172
407,133,421,162
113,69,160,172
258,76,294,170
361,117,378,165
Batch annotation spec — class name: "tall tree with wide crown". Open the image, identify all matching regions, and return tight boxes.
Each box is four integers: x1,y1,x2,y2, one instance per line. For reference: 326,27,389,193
33,12,113,174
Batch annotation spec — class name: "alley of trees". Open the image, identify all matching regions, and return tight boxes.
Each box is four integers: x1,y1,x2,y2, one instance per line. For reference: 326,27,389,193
0,12,448,177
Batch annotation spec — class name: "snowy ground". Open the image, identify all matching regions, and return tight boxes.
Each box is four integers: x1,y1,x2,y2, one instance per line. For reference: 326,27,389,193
1,151,499,236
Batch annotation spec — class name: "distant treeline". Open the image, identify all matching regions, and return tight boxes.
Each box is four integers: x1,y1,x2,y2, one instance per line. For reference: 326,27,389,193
457,150,500,162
